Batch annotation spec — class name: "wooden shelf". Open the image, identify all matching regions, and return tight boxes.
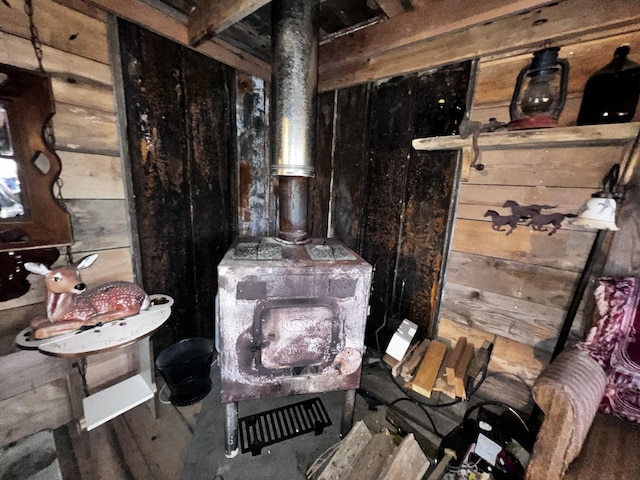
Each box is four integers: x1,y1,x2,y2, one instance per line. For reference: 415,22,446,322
412,122,640,151
83,374,154,431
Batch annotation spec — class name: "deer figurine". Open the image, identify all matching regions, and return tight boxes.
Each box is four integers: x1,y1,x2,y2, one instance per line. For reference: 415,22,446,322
25,253,151,339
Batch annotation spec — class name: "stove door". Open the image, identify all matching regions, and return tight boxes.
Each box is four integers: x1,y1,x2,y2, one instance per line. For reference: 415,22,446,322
253,298,339,374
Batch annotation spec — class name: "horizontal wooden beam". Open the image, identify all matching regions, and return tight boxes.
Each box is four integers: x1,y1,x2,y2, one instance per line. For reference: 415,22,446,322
319,0,556,74
374,0,407,18
412,123,640,151
188,0,271,46
319,0,640,92
74,0,270,79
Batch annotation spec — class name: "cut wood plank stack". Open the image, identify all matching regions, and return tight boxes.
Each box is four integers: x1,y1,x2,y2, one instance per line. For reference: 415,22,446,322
398,339,431,381
411,341,448,398
310,420,430,480
387,337,487,401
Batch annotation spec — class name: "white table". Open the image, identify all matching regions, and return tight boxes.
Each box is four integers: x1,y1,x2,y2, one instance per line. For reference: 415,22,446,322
15,294,173,431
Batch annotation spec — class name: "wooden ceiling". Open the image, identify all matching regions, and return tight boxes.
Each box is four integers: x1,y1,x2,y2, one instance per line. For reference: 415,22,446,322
67,0,640,92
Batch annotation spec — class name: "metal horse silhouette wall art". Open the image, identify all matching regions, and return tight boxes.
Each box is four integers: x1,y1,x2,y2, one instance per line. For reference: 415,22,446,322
484,200,577,236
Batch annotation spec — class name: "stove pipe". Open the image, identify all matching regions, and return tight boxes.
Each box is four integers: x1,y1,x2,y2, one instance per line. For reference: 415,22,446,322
271,0,319,243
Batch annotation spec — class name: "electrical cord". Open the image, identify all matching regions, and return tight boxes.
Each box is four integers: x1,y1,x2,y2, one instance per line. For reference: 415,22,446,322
388,397,442,437
365,308,495,441
462,401,530,434
371,313,493,406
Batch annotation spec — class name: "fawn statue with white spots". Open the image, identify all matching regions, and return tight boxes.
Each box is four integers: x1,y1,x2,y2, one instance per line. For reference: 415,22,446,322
25,253,150,339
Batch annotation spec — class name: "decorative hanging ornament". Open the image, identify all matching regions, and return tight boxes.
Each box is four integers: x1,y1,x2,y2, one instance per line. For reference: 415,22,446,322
508,47,570,130
572,164,621,231
22,0,74,264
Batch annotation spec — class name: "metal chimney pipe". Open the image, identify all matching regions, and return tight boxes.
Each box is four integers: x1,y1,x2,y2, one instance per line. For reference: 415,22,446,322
271,0,318,243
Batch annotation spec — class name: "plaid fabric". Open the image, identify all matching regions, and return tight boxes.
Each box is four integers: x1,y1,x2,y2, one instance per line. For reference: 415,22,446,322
579,277,640,423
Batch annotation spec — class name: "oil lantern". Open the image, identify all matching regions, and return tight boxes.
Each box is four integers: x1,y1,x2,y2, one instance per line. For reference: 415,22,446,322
508,47,570,130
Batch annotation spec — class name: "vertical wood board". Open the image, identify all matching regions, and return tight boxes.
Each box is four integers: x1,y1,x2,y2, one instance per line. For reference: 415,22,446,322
118,20,196,353
359,74,415,341
308,91,335,238
330,84,370,249
183,46,236,341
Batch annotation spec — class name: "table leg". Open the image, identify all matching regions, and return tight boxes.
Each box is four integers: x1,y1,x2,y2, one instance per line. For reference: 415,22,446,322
66,357,90,458
341,389,356,438
225,401,239,458
139,336,159,419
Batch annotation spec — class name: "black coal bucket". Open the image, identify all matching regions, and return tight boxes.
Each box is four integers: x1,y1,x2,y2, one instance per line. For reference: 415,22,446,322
155,337,214,406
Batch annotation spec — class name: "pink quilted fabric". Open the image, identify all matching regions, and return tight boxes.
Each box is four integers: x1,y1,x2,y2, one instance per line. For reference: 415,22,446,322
579,277,640,423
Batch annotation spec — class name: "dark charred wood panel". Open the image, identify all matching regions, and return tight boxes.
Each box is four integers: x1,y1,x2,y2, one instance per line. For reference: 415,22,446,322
331,84,370,250
118,19,236,354
396,63,471,337
308,91,335,238
359,75,416,343
320,0,386,34
326,64,471,349
412,61,472,138
118,21,193,354
182,47,236,342
396,150,458,338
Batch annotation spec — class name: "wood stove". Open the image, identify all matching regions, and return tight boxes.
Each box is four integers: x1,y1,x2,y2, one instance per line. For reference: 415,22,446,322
217,237,372,455
216,0,373,457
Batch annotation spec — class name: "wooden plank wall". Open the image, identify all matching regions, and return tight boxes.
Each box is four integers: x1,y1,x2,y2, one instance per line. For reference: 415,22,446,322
438,30,640,411
116,19,237,355
0,0,137,446
318,63,471,348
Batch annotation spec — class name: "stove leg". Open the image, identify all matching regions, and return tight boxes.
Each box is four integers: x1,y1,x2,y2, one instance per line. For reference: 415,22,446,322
340,389,356,438
225,401,239,458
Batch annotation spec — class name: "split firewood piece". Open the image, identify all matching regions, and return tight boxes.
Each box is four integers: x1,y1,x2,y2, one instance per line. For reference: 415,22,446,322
411,340,447,398
385,410,433,457
453,343,475,400
445,337,467,386
383,354,400,371
400,339,431,382
467,340,493,380
316,420,372,480
390,341,419,377
432,376,456,400
377,433,431,480
348,430,396,480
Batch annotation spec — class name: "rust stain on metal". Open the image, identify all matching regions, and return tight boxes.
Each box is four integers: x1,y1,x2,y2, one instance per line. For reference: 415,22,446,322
218,237,373,403
332,348,362,376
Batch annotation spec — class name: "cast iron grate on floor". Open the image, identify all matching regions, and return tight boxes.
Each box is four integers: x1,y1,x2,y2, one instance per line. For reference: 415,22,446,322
238,397,332,456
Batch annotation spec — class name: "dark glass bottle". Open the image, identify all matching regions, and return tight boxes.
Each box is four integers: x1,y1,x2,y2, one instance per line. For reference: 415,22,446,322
577,46,640,125
432,97,449,136
448,97,466,135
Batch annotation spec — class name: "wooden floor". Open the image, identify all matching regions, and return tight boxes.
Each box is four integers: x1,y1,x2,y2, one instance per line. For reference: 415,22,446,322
54,388,202,480
49,363,506,480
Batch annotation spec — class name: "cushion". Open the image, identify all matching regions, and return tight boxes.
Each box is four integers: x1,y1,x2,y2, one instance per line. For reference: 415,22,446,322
564,411,640,479
527,347,607,480
579,277,640,423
